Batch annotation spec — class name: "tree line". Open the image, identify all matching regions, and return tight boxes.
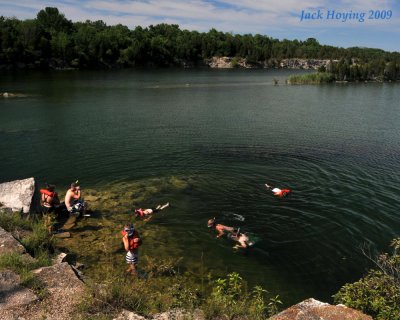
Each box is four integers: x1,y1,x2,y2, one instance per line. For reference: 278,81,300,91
0,7,399,80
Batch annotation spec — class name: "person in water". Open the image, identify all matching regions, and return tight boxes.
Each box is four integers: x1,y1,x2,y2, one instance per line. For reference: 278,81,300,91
65,182,86,214
207,218,236,238
134,202,170,220
121,223,142,276
231,231,251,249
40,184,61,214
265,183,291,197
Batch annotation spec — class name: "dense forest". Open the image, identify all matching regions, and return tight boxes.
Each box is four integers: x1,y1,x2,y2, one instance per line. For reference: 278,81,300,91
1,7,399,80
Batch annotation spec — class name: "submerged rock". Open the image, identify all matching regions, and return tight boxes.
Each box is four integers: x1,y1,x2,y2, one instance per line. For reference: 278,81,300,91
0,177,39,213
270,298,372,320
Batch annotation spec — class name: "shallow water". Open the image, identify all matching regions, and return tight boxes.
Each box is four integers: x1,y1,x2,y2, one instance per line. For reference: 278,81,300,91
1,69,400,305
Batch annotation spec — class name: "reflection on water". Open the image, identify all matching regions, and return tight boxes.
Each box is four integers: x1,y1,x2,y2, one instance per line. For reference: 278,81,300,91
1,69,400,305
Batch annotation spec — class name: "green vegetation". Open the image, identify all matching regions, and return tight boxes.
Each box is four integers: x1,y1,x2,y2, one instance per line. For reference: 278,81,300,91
288,72,335,84
0,211,54,299
78,256,281,319
334,238,400,320
0,252,50,299
0,7,399,81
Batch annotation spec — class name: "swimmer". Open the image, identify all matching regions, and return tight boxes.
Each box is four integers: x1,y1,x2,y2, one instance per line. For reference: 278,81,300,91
231,231,251,249
207,218,236,238
265,183,291,197
134,202,170,221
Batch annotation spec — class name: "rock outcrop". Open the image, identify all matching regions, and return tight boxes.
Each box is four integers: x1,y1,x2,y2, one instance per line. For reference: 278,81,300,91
113,309,205,320
0,225,85,320
0,270,39,310
0,177,39,213
0,226,26,255
270,298,372,320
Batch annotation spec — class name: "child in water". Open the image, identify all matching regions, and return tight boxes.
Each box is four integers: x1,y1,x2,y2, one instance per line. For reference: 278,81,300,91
265,183,291,197
133,202,170,221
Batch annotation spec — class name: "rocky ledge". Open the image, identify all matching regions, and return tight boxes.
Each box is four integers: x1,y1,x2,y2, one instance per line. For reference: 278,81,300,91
204,57,334,70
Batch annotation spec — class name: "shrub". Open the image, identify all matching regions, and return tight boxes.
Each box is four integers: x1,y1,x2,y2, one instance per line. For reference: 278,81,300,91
334,238,400,320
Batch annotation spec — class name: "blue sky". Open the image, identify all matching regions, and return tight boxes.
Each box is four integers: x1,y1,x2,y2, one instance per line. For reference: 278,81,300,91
1,0,400,51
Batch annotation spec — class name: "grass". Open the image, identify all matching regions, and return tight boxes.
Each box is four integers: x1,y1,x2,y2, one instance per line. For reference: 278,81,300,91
287,72,335,84
76,256,282,320
0,211,54,299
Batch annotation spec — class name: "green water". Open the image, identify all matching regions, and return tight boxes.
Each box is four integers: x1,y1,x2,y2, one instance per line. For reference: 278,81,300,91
1,69,400,305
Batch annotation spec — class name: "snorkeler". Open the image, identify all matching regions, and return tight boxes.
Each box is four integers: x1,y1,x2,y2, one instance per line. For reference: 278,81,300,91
230,230,253,249
134,202,170,220
121,223,142,276
207,218,236,238
265,183,291,197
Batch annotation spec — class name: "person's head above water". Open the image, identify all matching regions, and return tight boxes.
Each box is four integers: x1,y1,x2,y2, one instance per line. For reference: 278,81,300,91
124,224,135,237
207,218,216,228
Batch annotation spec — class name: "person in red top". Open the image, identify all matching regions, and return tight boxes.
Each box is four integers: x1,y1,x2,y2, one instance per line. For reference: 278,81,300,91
265,183,291,197
121,224,142,276
40,184,61,213
207,218,236,238
133,202,170,221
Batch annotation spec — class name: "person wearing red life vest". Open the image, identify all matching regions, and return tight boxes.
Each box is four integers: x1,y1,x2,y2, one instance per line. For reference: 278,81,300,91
121,224,142,276
40,184,60,213
265,183,291,197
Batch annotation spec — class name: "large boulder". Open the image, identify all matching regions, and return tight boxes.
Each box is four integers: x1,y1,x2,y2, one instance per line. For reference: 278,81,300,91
270,298,372,320
0,177,39,213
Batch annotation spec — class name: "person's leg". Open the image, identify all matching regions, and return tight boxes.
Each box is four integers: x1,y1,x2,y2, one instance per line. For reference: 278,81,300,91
159,202,170,210
125,251,138,276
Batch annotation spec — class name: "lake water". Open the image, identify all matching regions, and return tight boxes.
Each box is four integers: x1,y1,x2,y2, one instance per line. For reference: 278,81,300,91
1,69,400,305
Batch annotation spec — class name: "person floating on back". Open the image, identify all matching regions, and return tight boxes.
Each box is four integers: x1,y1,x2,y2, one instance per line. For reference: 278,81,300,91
207,217,236,238
65,181,87,215
121,223,142,276
134,202,170,221
265,183,291,197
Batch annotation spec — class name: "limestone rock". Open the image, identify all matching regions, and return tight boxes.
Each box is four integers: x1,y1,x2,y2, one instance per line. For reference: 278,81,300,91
113,310,147,320
52,252,68,264
270,298,372,320
32,262,84,291
0,226,26,255
0,270,38,310
0,177,37,213
153,309,204,320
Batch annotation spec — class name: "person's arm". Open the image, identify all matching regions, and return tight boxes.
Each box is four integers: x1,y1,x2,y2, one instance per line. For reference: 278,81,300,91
216,229,224,237
122,235,129,251
65,191,72,208
73,188,81,199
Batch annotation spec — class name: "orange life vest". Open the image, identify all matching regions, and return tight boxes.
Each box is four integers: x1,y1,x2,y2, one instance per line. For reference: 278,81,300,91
40,189,56,207
275,189,291,197
121,230,142,250
40,189,55,197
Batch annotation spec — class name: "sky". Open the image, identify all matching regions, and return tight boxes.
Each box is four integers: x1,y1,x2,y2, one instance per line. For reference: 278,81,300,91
1,0,400,52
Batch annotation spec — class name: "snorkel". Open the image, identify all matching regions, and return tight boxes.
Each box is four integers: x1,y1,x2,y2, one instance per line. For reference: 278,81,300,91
124,224,135,237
